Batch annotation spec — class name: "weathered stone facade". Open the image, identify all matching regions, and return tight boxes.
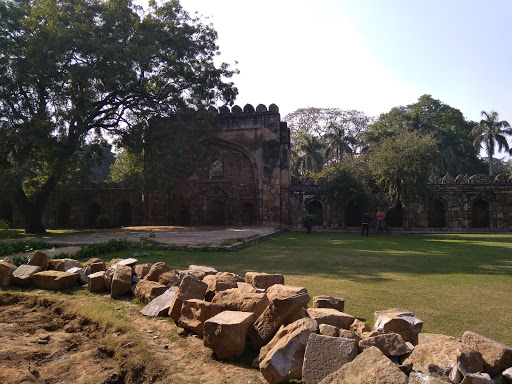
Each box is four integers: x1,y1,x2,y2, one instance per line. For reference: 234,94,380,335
2,105,512,232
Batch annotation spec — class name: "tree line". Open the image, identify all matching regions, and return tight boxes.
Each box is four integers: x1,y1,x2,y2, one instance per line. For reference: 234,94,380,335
286,95,512,211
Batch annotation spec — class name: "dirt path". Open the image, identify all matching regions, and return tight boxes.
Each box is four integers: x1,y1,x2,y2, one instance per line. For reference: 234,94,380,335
0,292,265,384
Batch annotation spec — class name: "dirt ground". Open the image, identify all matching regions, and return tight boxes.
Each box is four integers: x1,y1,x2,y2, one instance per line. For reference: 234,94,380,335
0,291,266,384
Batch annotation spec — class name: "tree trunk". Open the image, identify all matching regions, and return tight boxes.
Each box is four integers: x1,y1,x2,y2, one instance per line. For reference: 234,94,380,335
13,174,59,234
488,152,494,176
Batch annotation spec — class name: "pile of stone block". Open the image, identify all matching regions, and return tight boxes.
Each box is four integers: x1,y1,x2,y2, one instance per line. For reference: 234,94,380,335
1,253,512,384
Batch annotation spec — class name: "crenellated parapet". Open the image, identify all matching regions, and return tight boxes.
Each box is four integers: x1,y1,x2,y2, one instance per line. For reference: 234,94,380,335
430,174,512,185
211,103,280,115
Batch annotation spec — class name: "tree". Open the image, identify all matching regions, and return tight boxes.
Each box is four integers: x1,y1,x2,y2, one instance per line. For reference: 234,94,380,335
369,129,438,207
294,133,326,175
0,0,237,233
365,95,483,175
109,149,144,188
324,123,357,163
472,110,512,176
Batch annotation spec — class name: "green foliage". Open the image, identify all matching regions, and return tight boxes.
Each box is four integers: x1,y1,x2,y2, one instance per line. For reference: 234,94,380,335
109,149,144,189
300,213,317,233
365,95,484,175
0,240,52,256
95,214,111,229
0,220,9,231
472,110,512,176
53,252,73,259
12,254,29,267
75,238,129,259
0,0,237,233
369,129,438,206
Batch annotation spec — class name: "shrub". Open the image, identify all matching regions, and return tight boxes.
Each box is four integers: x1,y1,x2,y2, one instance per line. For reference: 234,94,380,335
75,238,129,259
300,213,317,234
12,254,29,266
0,220,9,231
0,240,52,256
96,214,111,229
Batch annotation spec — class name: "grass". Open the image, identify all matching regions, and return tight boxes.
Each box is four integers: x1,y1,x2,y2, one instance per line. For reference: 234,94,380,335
88,231,512,346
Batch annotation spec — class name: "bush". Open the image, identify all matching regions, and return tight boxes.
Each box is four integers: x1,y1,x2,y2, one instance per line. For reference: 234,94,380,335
0,220,9,231
96,214,111,229
0,240,52,256
12,254,29,266
300,213,317,234
75,238,129,259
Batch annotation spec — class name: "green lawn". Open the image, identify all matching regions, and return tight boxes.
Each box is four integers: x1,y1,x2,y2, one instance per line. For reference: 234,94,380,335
91,232,511,346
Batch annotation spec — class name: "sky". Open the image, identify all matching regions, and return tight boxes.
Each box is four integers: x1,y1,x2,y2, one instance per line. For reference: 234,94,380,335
176,0,512,131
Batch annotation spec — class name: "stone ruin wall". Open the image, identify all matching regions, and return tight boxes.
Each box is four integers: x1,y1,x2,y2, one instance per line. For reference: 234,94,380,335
288,174,512,232
2,104,512,232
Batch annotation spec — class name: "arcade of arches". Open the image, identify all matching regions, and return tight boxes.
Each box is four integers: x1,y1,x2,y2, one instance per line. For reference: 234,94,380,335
1,106,512,232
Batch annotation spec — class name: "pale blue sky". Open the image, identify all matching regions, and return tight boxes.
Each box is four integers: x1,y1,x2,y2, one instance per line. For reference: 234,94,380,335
179,0,512,131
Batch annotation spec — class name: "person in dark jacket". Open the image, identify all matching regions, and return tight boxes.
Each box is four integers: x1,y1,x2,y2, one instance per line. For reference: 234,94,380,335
361,212,371,237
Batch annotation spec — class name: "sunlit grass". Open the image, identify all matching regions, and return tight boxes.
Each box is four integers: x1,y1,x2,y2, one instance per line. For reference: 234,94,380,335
81,232,512,346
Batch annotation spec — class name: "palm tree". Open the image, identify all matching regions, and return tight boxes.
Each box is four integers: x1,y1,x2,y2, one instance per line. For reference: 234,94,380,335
472,111,512,176
324,123,357,163
296,133,326,175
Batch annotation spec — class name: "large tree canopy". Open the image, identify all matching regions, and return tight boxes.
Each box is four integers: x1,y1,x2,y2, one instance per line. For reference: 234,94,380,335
0,0,237,232
365,95,484,175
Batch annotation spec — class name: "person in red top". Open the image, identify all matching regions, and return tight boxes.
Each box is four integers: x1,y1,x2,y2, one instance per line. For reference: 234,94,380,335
376,208,386,233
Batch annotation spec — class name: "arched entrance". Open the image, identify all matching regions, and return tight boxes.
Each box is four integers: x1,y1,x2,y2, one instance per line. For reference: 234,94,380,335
307,200,323,226
346,201,361,227
86,202,101,227
56,202,71,227
472,199,489,228
428,199,446,228
387,202,404,227
0,201,14,225
115,201,132,227
206,198,226,226
242,203,254,226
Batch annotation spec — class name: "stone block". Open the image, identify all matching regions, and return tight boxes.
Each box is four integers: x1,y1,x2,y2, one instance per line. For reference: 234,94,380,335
88,271,106,293
27,251,49,270
248,284,310,349
31,271,79,290
12,265,42,286
178,299,223,336
318,346,408,384
134,263,152,279
462,331,512,377
134,279,168,305
141,287,178,317
307,308,355,330
169,274,208,321
313,295,345,312
373,308,423,345
211,288,269,318
110,265,132,298
302,334,358,384
245,272,284,289
203,311,255,360
359,332,411,357
144,262,172,282
0,261,15,286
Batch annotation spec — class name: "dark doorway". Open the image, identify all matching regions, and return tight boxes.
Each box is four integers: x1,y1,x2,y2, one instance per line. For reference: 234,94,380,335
472,199,490,228
242,203,254,226
206,198,226,226
307,200,323,226
386,202,404,227
178,206,190,226
428,200,446,228
86,202,101,227
116,201,132,227
0,201,14,225
56,202,71,227
346,201,361,227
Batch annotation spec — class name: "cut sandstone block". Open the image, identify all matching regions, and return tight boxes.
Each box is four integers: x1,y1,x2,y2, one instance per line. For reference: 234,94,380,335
27,251,49,270
88,271,106,293
313,295,345,312
31,271,78,290
168,274,208,321
203,311,255,360
373,308,423,345
12,265,42,286
358,332,411,357
462,331,512,377
248,284,310,349
110,265,132,298
302,334,358,384
141,287,178,317
211,288,269,318
307,308,355,330
134,280,168,305
178,299,223,336
245,272,284,289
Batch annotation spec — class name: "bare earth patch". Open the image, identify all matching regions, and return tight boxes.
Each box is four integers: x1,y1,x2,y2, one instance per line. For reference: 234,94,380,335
0,292,265,384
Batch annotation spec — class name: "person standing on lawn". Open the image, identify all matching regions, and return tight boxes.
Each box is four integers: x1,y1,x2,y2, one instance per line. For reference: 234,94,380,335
361,212,371,237
376,207,386,233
